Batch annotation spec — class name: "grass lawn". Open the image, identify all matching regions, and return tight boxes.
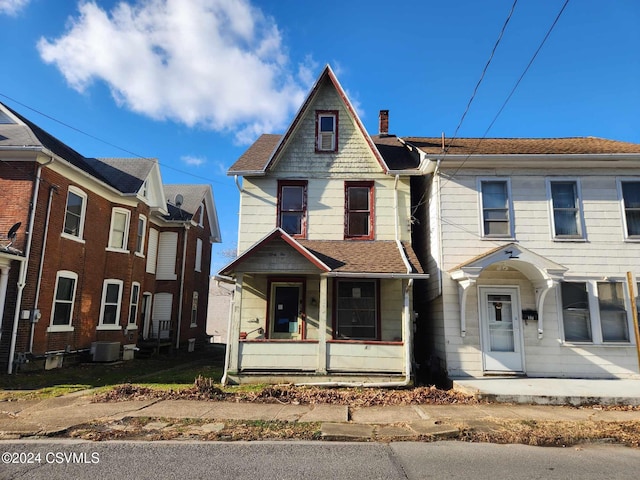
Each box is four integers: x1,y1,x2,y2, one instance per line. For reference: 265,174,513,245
0,345,224,400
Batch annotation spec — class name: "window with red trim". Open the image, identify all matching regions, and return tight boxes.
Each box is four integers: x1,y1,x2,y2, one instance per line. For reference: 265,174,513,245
277,180,307,237
315,110,338,152
345,181,374,240
334,279,379,340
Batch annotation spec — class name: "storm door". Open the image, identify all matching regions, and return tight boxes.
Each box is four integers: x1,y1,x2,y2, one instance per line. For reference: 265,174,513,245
479,286,524,372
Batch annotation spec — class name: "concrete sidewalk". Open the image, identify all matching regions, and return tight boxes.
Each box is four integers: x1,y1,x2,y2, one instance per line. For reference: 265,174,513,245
453,377,640,406
1,381,639,441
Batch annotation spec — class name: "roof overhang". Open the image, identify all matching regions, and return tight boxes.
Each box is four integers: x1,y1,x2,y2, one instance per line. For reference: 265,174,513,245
449,243,568,339
219,228,331,276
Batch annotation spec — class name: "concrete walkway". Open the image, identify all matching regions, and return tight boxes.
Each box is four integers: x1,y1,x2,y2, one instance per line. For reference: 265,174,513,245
1,378,639,441
453,377,640,406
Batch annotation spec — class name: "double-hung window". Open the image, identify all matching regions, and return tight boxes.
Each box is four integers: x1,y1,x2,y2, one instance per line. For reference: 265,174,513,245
548,180,584,239
98,279,123,329
335,280,378,340
479,179,513,238
128,283,140,327
135,215,147,255
108,208,131,251
316,110,338,152
48,271,77,332
560,281,632,344
63,187,87,240
620,180,640,239
345,181,374,240
277,180,307,237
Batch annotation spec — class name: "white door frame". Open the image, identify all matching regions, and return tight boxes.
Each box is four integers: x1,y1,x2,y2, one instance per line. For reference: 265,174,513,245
478,285,525,373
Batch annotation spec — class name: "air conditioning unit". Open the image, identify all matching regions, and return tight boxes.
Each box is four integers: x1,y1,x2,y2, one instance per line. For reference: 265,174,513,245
91,341,121,362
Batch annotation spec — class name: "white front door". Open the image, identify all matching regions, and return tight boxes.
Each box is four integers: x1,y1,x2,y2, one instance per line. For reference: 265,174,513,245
479,286,524,373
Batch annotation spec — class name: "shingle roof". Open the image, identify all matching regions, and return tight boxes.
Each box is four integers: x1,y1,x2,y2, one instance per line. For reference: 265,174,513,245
163,184,208,214
0,102,157,194
85,157,156,194
405,137,640,155
298,240,423,274
220,228,424,276
371,135,420,171
228,133,281,174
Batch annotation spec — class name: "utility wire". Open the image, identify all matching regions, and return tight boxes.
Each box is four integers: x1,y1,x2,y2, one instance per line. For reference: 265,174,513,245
410,0,518,216
446,0,518,150
411,0,570,219
0,92,232,187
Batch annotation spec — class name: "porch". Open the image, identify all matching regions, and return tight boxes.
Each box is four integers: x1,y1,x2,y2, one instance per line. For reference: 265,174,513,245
228,340,406,384
219,230,427,385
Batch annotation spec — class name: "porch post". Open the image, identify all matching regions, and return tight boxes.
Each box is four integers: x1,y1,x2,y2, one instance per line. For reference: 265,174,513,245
317,276,328,374
457,279,476,337
227,272,243,374
534,279,557,340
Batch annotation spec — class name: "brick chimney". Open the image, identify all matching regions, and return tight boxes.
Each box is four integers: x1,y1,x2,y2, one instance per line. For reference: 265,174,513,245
379,110,389,136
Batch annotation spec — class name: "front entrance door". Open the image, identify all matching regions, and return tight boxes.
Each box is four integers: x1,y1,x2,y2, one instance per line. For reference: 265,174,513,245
479,287,524,373
269,282,304,340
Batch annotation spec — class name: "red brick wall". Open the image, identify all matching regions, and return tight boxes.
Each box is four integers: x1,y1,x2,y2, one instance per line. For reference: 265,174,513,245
22,168,152,356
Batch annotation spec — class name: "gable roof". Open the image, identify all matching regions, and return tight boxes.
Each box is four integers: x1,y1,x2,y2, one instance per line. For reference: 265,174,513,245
0,102,158,194
85,157,156,194
405,136,640,156
228,65,393,176
220,228,424,277
163,184,222,242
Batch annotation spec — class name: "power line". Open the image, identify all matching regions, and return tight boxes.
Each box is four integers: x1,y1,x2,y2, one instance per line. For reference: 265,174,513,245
447,0,518,149
0,93,233,187
412,0,570,217
410,0,519,216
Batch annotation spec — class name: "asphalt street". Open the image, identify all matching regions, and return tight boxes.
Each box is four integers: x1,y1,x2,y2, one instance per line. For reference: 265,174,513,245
1,440,639,480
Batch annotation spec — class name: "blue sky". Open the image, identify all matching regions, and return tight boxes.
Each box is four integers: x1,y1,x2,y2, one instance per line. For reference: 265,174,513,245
1,0,638,273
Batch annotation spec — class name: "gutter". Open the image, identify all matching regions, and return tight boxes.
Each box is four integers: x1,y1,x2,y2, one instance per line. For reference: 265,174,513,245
175,224,189,349
30,184,57,353
8,156,53,373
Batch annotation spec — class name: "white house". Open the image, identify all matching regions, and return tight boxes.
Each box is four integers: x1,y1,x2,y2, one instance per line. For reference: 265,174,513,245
220,66,427,385
409,136,640,380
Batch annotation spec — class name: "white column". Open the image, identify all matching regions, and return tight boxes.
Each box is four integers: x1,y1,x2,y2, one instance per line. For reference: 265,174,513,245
317,276,328,374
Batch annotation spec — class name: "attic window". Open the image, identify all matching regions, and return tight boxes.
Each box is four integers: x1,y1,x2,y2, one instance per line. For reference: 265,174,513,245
315,111,337,152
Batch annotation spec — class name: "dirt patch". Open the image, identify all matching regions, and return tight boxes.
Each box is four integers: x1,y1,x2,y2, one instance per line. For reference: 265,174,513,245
465,419,640,448
64,417,322,442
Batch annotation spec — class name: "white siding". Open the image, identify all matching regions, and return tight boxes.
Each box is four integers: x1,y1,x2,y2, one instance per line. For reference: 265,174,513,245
238,177,411,252
157,231,178,280
432,168,640,379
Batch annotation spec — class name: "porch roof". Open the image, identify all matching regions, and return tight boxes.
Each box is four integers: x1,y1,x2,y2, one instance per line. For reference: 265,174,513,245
219,228,425,278
299,240,424,275
448,242,568,283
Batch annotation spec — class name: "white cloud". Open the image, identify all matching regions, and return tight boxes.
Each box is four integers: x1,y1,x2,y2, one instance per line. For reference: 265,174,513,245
0,0,29,15
37,0,313,143
181,155,206,167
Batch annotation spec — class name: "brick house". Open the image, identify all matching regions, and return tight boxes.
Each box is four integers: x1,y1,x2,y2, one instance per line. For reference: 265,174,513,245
0,102,220,373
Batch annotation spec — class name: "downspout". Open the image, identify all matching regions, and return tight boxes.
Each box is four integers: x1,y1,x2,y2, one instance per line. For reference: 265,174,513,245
296,175,414,388
175,223,189,349
8,157,53,374
234,175,243,256
220,285,234,385
30,184,57,353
